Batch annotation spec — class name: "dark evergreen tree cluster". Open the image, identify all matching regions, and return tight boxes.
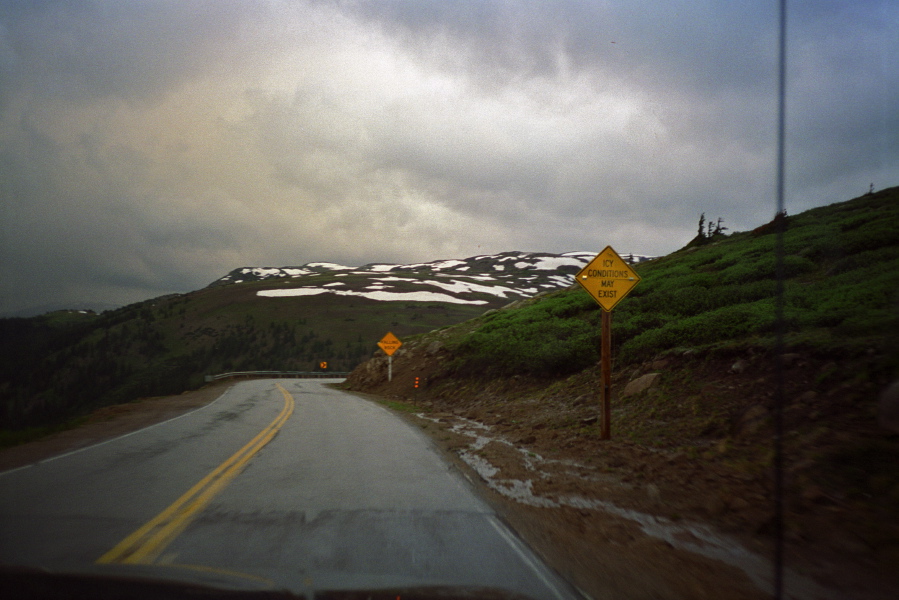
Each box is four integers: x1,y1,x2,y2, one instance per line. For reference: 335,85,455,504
0,297,372,432
686,213,730,248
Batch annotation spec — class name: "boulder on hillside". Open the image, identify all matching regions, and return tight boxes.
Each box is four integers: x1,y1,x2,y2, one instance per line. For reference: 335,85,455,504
730,359,750,374
622,372,661,398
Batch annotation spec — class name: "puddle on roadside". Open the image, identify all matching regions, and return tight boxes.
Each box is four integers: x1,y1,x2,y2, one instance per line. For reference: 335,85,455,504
417,412,843,600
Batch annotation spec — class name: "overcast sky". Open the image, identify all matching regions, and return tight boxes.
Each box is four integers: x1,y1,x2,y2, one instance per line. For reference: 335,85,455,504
1,0,896,316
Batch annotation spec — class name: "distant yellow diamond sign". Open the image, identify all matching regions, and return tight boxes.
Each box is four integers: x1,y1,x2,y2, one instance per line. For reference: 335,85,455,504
377,331,402,356
576,246,641,311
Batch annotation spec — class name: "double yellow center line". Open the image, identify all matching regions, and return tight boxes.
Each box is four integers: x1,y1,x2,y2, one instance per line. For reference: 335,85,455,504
97,383,295,565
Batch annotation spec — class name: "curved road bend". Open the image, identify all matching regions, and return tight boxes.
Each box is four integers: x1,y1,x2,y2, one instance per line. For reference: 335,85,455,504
0,379,580,599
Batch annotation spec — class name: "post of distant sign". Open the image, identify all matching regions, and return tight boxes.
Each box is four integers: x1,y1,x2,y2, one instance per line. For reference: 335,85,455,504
575,246,642,440
377,332,402,382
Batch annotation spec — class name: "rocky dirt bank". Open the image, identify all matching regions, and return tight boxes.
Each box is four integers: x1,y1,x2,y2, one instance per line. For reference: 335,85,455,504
342,334,899,600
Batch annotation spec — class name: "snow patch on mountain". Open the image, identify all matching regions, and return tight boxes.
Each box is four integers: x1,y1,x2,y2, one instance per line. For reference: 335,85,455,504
210,250,655,306
257,287,488,305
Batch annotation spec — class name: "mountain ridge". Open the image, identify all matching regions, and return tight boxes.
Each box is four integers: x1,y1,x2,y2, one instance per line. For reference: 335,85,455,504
208,250,655,283
205,250,655,308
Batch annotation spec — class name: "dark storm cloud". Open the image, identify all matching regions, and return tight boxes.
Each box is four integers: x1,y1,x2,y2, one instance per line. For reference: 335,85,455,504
332,0,897,221
0,1,245,105
782,0,899,208
0,0,896,315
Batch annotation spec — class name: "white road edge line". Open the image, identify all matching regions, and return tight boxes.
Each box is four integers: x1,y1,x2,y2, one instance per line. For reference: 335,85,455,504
487,514,570,600
0,385,236,478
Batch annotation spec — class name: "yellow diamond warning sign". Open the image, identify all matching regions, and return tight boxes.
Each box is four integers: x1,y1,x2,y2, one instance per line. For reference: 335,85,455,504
377,332,402,356
576,246,641,311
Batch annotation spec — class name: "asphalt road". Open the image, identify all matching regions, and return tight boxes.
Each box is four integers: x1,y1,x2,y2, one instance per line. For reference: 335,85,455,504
0,379,579,599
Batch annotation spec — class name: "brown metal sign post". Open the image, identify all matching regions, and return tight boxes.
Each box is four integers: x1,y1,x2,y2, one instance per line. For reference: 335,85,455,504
601,310,612,439
575,246,641,440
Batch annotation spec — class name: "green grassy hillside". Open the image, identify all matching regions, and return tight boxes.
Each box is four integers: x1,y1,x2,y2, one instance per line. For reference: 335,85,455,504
436,186,898,378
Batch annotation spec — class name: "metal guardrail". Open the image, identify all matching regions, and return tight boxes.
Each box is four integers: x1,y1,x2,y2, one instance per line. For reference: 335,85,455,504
204,371,350,382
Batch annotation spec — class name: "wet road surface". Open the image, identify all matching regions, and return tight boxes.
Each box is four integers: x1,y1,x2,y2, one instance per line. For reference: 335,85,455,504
0,379,579,598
